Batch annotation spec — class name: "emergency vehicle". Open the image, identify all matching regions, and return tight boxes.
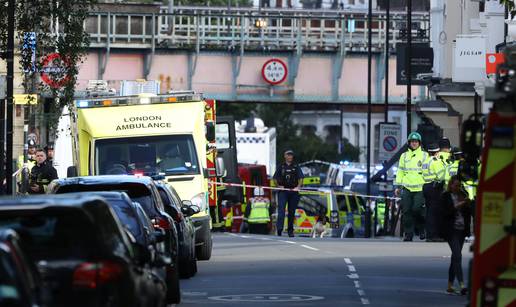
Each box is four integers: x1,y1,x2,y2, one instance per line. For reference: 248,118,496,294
469,46,516,306
63,91,218,260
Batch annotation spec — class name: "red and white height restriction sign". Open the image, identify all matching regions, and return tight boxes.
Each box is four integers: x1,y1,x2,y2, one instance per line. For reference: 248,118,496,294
262,58,288,85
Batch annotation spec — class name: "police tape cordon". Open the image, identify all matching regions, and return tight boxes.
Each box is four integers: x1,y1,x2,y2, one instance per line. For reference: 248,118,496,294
209,181,400,201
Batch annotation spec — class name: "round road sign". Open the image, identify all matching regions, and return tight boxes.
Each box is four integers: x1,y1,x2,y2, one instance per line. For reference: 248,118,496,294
262,58,288,85
40,53,71,89
383,136,398,152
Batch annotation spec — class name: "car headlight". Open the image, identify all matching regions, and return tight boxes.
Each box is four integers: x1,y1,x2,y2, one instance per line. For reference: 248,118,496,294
191,192,207,212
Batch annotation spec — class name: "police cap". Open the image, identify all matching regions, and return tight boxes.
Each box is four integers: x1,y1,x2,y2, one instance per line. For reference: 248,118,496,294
27,139,36,147
44,143,54,151
284,149,294,156
427,143,440,153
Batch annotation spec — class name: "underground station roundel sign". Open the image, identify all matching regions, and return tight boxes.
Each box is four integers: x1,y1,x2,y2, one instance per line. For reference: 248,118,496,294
262,58,288,85
40,53,71,89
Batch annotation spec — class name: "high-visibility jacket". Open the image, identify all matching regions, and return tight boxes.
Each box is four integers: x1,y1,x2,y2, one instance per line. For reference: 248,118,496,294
463,159,480,200
445,160,460,184
423,155,446,183
247,198,270,224
438,151,451,165
395,146,428,192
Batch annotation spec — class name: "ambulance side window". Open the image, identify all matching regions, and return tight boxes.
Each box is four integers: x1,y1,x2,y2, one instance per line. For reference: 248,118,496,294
348,196,359,212
336,195,348,212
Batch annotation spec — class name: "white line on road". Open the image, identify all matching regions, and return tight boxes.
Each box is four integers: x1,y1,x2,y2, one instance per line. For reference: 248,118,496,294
361,298,370,305
347,273,360,279
300,244,319,251
348,265,356,272
344,258,352,264
260,237,273,241
354,281,361,288
357,289,365,296
279,240,297,244
240,235,251,238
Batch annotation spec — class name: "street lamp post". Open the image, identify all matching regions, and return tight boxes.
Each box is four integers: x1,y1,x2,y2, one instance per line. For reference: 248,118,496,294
406,0,412,135
6,0,15,195
365,0,373,238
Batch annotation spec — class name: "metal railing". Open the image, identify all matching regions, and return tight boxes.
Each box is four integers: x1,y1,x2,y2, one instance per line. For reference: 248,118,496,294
84,6,430,51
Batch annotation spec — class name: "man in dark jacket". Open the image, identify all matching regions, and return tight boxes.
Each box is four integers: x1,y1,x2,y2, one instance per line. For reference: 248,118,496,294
273,150,304,237
29,149,58,194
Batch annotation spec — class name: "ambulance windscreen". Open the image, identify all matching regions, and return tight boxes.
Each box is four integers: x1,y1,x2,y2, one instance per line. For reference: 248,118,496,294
95,135,200,176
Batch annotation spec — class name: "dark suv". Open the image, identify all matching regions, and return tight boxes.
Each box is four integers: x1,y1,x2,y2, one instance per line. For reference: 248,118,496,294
0,194,166,307
47,175,181,304
155,181,199,278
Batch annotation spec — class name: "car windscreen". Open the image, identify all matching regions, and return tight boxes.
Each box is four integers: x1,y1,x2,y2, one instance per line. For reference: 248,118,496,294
297,193,327,216
108,200,144,244
95,135,200,176
0,210,97,260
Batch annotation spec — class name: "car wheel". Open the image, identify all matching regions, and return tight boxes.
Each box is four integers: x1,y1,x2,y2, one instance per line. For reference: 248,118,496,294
166,263,181,304
196,234,212,261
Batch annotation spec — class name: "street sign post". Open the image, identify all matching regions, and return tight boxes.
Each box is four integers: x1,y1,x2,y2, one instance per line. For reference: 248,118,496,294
396,43,433,85
378,123,402,162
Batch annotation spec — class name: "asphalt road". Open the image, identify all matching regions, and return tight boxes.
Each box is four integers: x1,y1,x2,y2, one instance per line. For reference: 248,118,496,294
180,233,471,306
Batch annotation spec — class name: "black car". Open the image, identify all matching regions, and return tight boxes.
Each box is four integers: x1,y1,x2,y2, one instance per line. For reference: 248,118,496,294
83,191,170,305
155,181,199,278
0,194,166,307
0,229,45,307
47,175,181,304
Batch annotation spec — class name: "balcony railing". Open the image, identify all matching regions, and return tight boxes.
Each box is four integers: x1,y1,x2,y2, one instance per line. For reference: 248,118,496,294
84,6,430,52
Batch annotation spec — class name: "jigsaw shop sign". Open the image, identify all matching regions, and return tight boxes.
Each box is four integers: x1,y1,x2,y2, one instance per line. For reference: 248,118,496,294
116,115,172,131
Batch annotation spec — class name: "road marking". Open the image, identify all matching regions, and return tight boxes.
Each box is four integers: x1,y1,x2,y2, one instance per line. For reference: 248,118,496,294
354,281,361,288
344,258,352,264
227,233,238,237
260,237,273,241
361,298,370,305
348,265,356,272
182,291,208,296
240,235,250,238
357,289,365,296
300,244,319,251
279,240,297,244
347,273,360,279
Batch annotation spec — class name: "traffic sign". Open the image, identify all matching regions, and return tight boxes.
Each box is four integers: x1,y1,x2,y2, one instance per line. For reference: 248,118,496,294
378,123,402,162
40,53,71,89
262,59,288,85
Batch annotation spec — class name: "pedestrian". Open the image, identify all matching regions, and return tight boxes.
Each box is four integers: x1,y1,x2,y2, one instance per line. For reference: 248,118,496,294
422,143,446,241
44,143,55,166
395,132,428,241
439,175,471,295
28,148,58,194
273,150,304,237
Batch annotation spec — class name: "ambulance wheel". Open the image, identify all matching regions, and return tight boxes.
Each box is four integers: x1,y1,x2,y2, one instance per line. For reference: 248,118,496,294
197,235,212,261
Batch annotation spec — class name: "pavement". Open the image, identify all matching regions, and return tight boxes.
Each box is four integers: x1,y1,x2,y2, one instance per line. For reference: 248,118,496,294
180,233,471,306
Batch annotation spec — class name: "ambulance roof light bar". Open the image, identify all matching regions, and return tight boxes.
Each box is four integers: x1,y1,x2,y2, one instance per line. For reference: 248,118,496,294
75,92,203,108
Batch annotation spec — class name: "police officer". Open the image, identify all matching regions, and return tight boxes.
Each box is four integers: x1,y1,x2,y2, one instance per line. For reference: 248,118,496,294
438,137,452,164
17,139,37,171
44,143,55,166
445,147,464,185
395,132,428,241
247,187,271,234
273,150,304,237
28,148,58,194
422,143,446,241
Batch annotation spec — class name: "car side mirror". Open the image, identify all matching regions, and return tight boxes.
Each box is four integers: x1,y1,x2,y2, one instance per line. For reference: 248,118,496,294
181,203,200,217
67,166,78,177
216,156,226,177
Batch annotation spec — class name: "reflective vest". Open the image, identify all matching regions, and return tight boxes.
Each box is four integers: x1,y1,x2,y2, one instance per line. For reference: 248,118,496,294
438,151,451,165
247,198,270,224
445,160,460,184
423,155,446,183
395,146,428,192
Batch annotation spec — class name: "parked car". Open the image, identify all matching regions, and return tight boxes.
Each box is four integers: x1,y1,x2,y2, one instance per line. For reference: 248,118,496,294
83,191,170,305
0,194,166,307
47,175,181,304
155,181,199,278
0,229,46,307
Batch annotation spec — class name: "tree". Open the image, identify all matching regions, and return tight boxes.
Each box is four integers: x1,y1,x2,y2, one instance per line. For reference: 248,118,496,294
0,0,96,133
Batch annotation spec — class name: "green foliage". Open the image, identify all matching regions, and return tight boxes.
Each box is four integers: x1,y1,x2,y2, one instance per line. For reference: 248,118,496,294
0,0,96,133
219,103,361,164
